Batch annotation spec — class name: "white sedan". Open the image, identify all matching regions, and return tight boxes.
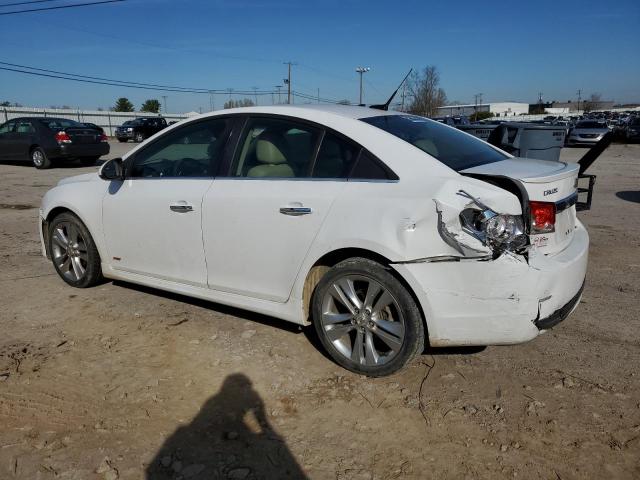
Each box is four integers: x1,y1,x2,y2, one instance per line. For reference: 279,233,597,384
39,105,588,376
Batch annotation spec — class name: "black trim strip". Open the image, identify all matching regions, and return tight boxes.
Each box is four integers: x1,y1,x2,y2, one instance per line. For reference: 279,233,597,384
534,280,584,330
555,192,578,213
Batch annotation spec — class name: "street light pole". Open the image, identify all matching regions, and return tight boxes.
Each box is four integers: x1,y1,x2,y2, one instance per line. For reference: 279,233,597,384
162,95,168,114
355,67,370,105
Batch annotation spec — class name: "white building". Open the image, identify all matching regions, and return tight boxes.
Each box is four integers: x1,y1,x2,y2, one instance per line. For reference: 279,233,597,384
437,102,529,117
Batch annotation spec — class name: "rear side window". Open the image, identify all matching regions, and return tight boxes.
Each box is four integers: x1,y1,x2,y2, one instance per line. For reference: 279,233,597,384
16,121,35,134
350,151,393,180
312,133,359,178
231,117,322,178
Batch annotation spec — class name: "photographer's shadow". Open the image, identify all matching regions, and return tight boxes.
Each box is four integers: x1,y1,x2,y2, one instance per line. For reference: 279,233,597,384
146,373,307,479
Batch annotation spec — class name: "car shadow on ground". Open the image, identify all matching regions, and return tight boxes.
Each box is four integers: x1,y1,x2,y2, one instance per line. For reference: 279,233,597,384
0,159,106,168
145,373,308,479
115,280,487,367
615,190,640,204
112,280,304,335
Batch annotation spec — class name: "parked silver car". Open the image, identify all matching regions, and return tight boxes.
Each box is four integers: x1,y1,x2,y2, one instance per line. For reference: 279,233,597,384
567,121,609,146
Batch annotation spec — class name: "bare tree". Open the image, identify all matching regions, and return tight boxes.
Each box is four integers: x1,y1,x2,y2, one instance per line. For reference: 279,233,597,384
406,66,447,117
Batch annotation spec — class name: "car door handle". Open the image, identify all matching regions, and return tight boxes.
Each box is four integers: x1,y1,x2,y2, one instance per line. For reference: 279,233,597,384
279,206,312,216
170,203,193,213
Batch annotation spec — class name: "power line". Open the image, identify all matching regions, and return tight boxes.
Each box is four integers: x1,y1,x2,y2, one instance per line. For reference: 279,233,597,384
0,0,66,8
0,61,277,94
0,0,124,16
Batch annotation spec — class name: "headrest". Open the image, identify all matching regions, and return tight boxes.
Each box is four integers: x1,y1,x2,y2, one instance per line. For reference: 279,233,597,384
413,138,439,157
256,132,288,165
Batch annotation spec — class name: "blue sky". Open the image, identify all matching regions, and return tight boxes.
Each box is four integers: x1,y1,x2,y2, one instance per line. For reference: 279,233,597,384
0,0,638,112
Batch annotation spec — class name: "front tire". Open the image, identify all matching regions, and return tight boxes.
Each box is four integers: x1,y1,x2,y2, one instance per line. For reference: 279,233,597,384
48,212,102,288
31,147,51,169
312,258,424,377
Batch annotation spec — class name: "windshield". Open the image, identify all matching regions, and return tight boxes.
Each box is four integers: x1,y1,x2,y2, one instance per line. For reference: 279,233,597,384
576,121,605,129
361,114,507,171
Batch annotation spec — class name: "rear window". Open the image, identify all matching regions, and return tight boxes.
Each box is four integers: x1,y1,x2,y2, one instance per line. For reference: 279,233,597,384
361,114,507,171
39,119,80,130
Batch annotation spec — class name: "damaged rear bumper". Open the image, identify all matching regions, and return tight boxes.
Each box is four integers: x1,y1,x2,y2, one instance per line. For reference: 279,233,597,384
391,220,589,347
534,281,584,330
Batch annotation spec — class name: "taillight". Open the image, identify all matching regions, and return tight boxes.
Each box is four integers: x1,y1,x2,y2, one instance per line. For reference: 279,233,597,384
529,201,556,233
55,131,72,144
100,133,108,142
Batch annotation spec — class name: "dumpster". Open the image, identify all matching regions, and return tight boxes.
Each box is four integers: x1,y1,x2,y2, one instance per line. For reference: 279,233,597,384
459,122,566,162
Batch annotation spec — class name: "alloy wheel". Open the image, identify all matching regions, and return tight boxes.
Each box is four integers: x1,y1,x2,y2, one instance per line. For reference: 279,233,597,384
32,149,44,167
51,222,89,281
320,275,406,366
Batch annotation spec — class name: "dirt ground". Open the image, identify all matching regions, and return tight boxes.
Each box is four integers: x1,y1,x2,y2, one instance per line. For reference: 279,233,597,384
1,141,639,480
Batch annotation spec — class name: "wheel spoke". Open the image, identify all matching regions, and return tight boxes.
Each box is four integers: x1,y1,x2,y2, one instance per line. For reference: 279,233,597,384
322,312,352,326
325,324,354,342
67,224,80,245
372,290,393,315
372,326,402,352
71,256,85,279
363,281,382,310
374,318,405,338
364,330,380,366
329,281,359,314
59,256,71,272
351,329,364,364
337,278,362,310
52,228,69,248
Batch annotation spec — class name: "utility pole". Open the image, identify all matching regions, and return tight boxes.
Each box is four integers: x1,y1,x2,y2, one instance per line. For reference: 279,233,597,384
162,95,168,114
317,88,320,104
208,91,215,111
274,85,282,104
473,93,483,118
355,66,370,105
252,86,259,106
577,89,582,113
283,61,297,104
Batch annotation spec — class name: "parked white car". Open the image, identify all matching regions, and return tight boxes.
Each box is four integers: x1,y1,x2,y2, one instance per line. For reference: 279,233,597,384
39,105,588,376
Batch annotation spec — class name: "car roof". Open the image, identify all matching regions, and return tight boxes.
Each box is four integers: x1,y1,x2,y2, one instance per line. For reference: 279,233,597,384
206,104,400,121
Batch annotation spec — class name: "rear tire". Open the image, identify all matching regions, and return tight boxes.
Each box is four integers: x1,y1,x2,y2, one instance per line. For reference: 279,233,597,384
312,257,424,377
48,212,102,288
134,132,145,143
31,147,51,169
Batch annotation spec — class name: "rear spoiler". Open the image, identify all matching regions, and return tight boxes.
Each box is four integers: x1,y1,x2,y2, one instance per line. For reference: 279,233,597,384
575,132,613,211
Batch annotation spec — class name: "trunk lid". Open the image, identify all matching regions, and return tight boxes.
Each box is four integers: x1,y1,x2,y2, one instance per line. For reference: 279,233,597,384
461,158,579,254
64,127,103,144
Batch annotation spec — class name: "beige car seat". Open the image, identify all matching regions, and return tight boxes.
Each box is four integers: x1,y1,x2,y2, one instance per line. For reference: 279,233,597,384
247,132,295,178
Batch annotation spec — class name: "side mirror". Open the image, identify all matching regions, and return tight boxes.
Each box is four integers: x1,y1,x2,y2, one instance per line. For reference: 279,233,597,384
99,157,124,180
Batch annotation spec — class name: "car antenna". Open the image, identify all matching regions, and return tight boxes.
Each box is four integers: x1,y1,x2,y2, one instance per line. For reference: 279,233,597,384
369,68,413,111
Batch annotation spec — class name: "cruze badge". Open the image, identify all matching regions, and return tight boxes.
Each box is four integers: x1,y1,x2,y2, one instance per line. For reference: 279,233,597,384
544,188,558,196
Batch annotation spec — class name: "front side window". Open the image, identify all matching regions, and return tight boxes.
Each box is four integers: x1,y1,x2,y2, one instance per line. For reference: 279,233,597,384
361,114,507,171
0,120,15,134
231,117,321,178
129,118,229,178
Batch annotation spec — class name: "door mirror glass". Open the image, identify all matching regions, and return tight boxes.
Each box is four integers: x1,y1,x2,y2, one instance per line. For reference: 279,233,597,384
99,158,124,180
